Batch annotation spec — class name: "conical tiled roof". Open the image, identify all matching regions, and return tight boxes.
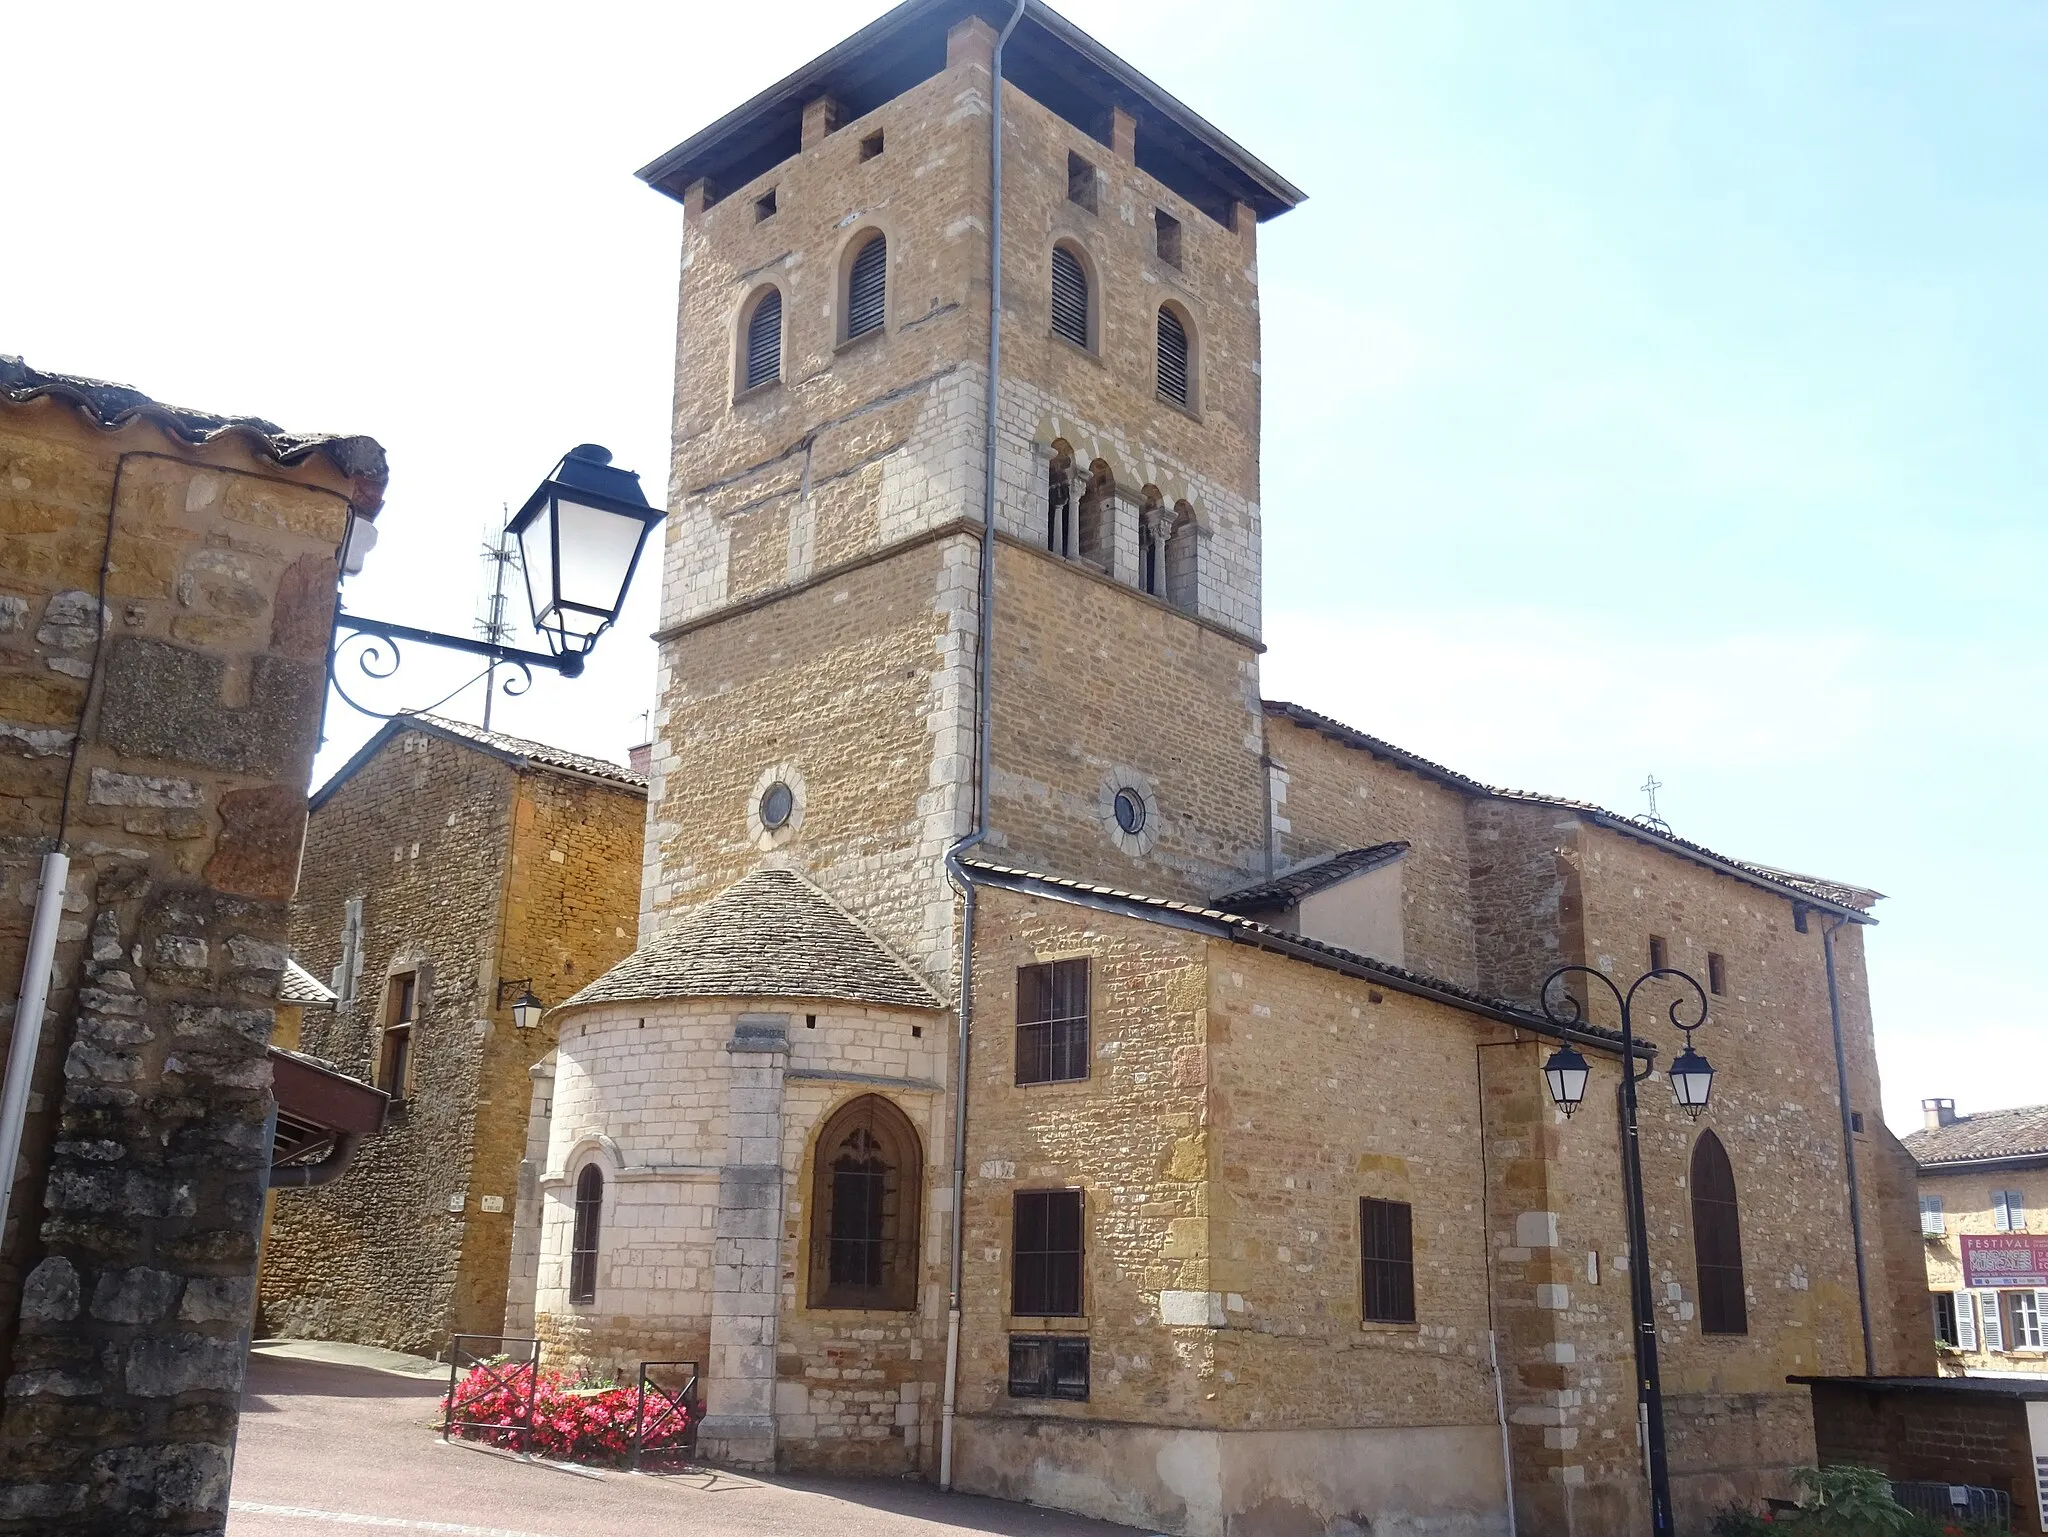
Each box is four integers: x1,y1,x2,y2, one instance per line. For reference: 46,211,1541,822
558,868,943,1014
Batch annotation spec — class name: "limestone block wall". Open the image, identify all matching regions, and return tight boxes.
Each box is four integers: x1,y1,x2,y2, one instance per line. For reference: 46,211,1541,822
270,733,514,1350
985,540,1267,903
643,538,970,975
534,991,949,1472
1263,715,1482,987
0,394,371,1531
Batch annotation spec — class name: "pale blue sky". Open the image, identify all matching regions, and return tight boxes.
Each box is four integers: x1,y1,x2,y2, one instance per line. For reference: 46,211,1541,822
4,2,2041,1131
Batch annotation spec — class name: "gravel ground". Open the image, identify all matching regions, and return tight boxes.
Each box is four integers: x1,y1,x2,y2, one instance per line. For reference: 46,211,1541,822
227,1352,1146,1537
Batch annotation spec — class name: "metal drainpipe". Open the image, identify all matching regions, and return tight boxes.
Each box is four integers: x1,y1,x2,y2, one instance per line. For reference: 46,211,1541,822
1821,912,1876,1374
940,0,1028,1493
0,851,71,1246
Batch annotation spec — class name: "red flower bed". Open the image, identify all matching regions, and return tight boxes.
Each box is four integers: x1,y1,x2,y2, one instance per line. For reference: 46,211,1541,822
441,1362,691,1466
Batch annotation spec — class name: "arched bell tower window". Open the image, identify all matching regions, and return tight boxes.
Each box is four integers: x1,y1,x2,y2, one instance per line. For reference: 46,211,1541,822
1138,492,1165,597
845,232,887,341
1047,449,1074,558
569,1164,603,1304
740,287,782,392
1076,460,1112,572
1051,244,1091,350
1156,304,1192,408
1690,1129,1747,1335
808,1094,923,1311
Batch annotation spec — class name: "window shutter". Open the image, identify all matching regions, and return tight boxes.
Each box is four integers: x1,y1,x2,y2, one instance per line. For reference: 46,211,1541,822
1956,1291,1978,1350
1979,1290,2004,1351
2009,1190,2028,1229
2036,1290,2048,1348
846,235,887,339
1995,1190,2013,1232
1157,307,1189,406
1920,1196,1944,1236
744,290,781,389
1051,248,1088,348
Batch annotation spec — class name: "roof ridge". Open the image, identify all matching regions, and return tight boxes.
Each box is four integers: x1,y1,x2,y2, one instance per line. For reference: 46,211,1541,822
1262,698,1880,919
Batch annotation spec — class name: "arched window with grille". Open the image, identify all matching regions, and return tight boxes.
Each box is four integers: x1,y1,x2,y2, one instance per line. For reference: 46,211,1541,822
1157,305,1191,408
1690,1130,1747,1335
808,1094,923,1311
845,233,887,341
569,1164,603,1304
741,288,782,391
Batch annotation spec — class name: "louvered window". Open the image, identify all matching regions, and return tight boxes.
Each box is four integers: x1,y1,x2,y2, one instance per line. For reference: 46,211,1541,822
743,290,781,391
1690,1130,1747,1335
846,234,887,340
1157,307,1190,406
1051,247,1089,349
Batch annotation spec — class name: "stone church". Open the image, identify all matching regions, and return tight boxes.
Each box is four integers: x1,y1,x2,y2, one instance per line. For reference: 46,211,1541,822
505,2,1932,1532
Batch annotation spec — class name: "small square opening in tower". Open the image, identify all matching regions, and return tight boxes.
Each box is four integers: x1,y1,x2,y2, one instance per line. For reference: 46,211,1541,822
1154,208,1182,268
860,130,884,161
1067,151,1097,213
755,189,778,222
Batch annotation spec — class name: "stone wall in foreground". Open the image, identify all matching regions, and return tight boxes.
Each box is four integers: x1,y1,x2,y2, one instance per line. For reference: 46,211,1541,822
0,392,374,1533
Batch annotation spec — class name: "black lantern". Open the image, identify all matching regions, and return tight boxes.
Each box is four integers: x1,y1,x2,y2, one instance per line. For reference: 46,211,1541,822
511,989,544,1032
1668,1035,1715,1119
1542,1043,1591,1118
506,444,664,673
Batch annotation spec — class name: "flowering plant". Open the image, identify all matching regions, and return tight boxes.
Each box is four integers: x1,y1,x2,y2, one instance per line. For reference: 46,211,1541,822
441,1362,692,1466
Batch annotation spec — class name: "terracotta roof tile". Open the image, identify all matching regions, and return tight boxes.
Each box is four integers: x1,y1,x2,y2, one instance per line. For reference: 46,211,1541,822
1904,1104,2048,1168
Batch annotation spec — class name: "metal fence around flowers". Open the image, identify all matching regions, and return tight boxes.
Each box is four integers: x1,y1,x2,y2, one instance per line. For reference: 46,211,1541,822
631,1360,700,1471
442,1335,542,1456
1889,1480,2011,1531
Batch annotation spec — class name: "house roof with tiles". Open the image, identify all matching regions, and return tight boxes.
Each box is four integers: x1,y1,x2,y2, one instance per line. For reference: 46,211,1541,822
279,959,337,1007
558,867,945,1014
1263,699,1882,923
1904,1104,2048,1170
311,712,646,809
2,354,388,518
960,856,1636,1055
1213,843,1409,914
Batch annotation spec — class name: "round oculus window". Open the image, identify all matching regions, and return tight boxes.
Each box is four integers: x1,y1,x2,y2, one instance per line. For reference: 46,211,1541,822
759,780,795,830
1112,786,1147,836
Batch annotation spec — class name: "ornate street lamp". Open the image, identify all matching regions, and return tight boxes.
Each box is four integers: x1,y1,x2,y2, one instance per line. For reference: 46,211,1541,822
329,444,661,717
506,445,666,667
1537,962,1715,1537
496,979,544,1031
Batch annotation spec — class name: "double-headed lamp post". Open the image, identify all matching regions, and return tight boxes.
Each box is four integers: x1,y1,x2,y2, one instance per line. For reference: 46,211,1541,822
1535,964,1716,1537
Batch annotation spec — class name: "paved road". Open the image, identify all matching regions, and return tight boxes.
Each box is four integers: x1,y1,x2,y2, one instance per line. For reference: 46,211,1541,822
229,1353,1142,1537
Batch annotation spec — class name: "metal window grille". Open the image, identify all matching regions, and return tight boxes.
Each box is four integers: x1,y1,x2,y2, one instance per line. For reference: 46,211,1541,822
569,1164,603,1303
1016,958,1088,1084
1007,1335,1089,1400
744,290,781,389
827,1130,887,1288
846,235,887,339
1051,247,1089,348
1012,1189,1085,1316
1157,307,1190,406
1361,1198,1416,1323
1690,1130,1748,1334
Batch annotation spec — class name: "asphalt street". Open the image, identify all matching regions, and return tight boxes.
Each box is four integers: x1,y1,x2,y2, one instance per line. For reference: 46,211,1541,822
227,1352,1143,1537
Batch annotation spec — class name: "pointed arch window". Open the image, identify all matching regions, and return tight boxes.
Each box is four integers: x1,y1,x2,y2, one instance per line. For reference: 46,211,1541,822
569,1164,603,1304
1051,246,1090,349
808,1095,923,1311
1157,306,1190,407
846,233,887,340
1690,1130,1747,1335
743,288,782,391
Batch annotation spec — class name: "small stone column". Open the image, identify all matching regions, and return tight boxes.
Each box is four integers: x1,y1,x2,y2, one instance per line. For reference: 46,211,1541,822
696,1013,789,1471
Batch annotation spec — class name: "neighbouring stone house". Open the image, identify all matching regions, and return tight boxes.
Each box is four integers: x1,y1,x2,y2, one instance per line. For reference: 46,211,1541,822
0,357,385,1532
504,3,1932,1534
260,713,644,1353
1908,1098,2048,1376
